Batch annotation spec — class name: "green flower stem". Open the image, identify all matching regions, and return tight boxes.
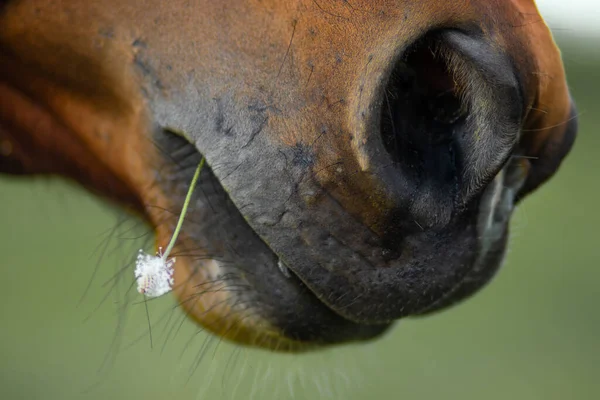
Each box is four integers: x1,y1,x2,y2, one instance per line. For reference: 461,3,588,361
162,157,205,258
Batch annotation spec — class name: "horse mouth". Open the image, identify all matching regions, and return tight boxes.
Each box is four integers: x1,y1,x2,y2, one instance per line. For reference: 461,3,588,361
149,125,526,351
151,132,392,351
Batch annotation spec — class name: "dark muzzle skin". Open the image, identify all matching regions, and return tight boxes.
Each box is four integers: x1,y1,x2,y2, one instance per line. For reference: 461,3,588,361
0,0,577,349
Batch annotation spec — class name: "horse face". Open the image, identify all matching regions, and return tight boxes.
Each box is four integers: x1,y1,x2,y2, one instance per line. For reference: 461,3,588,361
0,0,577,350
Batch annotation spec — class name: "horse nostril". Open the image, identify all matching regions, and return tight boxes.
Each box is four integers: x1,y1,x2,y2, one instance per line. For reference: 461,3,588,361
380,29,523,228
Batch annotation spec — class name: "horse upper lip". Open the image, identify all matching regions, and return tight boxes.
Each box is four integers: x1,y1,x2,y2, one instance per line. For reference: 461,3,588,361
234,157,526,325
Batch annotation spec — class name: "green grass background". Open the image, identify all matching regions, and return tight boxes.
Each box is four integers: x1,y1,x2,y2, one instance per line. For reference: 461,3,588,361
0,36,598,400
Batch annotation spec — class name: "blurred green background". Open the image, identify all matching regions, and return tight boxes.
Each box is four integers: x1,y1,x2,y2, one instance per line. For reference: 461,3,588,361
0,35,598,400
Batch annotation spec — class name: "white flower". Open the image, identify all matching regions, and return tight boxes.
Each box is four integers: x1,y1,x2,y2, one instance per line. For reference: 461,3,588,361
132,157,206,299
134,247,176,298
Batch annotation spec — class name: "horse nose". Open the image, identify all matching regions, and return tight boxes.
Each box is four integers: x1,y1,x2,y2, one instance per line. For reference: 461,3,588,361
360,29,523,231
192,19,570,324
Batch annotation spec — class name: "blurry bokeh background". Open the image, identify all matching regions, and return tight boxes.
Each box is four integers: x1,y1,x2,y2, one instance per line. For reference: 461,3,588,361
1,1,598,399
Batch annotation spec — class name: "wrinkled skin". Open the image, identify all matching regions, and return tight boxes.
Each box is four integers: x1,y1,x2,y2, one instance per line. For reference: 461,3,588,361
0,0,577,351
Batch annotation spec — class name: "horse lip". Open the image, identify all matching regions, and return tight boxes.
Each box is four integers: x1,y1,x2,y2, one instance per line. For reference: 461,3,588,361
154,141,391,345
241,160,526,325
177,128,517,326
252,200,476,324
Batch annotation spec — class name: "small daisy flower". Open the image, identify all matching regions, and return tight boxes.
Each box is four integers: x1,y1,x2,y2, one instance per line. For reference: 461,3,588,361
133,157,205,299
134,247,176,298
